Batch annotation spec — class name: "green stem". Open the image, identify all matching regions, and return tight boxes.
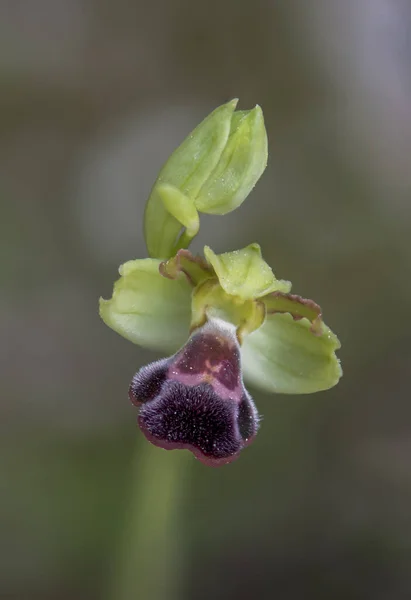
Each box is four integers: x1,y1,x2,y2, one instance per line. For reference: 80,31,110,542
172,229,195,256
108,443,190,600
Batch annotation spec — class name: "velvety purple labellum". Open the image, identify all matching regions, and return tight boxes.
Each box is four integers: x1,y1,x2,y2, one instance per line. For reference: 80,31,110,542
129,319,259,466
129,358,170,406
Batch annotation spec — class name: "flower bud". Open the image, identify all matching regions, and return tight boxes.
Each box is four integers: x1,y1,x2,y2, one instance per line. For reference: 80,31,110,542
144,100,268,259
194,105,268,215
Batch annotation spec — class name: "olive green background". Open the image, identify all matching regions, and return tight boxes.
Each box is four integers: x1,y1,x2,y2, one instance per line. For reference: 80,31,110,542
1,1,411,599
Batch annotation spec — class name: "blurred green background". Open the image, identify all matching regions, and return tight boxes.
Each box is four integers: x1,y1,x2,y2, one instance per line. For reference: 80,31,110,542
1,1,411,599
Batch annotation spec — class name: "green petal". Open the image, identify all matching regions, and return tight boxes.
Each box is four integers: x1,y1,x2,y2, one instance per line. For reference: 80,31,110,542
99,258,191,352
241,312,342,394
204,243,291,300
195,105,268,215
144,100,237,259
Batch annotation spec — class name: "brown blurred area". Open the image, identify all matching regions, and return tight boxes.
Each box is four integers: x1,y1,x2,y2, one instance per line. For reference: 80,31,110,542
1,1,411,599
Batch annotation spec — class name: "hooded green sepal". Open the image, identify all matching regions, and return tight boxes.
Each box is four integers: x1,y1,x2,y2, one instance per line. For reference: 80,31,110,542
99,258,192,353
144,99,238,259
204,243,291,301
240,298,342,394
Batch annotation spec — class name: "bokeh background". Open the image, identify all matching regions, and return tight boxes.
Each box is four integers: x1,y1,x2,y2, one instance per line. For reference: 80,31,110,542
2,1,411,599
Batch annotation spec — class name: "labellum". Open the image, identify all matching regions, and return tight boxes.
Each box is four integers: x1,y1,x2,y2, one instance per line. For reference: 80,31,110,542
129,319,258,466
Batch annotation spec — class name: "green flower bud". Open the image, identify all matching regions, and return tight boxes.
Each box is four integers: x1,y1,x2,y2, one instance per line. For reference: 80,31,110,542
144,100,268,259
194,106,267,215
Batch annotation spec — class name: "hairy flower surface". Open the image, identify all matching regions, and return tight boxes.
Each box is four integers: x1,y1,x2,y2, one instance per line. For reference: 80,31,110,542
99,100,342,466
129,319,258,466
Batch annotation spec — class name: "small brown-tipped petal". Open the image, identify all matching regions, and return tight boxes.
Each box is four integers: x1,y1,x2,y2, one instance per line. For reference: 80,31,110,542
262,291,323,334
159,249,213,287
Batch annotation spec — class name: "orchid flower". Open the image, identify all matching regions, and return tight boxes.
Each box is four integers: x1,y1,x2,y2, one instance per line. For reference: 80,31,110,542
99,100,342,466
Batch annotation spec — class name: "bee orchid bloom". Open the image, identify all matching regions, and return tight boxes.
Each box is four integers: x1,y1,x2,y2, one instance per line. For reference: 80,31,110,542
99,100,342,466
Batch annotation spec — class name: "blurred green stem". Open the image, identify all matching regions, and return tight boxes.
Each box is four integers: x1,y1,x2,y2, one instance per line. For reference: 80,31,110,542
108,443,189,600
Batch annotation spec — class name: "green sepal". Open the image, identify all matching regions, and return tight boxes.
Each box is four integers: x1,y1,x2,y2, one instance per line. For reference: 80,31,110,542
99,258,192,352
241,309,342,394
144,100,238,259
204,243,291,301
